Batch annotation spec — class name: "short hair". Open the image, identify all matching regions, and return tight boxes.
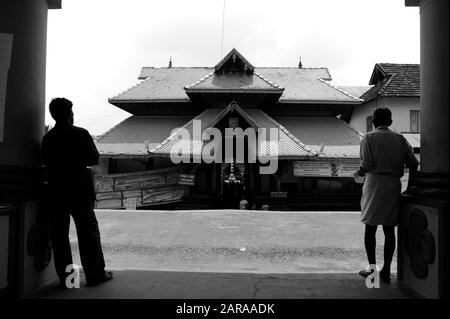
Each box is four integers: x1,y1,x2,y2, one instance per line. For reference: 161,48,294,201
49,98,73,122
372,107,392,127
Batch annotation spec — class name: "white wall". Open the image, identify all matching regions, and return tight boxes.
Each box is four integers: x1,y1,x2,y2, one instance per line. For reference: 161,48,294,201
350,97,420,133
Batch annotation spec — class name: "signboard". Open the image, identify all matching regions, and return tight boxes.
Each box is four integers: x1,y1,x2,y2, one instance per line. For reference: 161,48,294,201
294,161,331,177
293,161,360,177
93,167,186,209
336,162,361,177
178,173,195,186
270,192,287,198
0,33,14,142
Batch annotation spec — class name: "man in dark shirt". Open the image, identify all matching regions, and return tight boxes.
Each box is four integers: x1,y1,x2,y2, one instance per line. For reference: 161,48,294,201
41,97,112,287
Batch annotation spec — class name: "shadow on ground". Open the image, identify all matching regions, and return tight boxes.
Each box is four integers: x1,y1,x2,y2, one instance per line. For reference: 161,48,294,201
29,270,419,299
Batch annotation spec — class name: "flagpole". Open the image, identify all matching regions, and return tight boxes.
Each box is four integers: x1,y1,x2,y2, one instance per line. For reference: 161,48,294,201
220,0,226,59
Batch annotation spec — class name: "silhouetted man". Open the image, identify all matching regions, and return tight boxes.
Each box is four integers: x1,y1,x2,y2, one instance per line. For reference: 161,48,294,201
354,108,419,283
41,98,112,287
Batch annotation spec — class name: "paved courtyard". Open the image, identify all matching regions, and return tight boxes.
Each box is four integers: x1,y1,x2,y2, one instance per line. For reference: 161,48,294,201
69,210,395,274
29,210,418,299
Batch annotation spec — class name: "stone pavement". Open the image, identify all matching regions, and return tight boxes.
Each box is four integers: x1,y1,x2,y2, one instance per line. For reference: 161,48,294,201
68,210,396,273
27,210,420,299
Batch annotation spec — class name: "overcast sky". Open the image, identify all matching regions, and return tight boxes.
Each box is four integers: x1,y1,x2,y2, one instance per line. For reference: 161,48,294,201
45,0,420,135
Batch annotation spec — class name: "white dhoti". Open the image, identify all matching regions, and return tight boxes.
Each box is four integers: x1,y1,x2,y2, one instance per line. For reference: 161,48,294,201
361,173,401,226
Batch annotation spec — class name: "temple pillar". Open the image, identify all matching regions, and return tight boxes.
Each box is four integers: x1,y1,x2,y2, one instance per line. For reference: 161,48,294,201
418,0,449,173
399,0,448,299
0,0,61,297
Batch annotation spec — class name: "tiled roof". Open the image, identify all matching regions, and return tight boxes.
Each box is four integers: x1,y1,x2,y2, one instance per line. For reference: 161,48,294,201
95,115,192,156
112,68,213,101
94,108,363,159
110,67,360,104
260,68,360,102
95,143,151,157
150,102,317,159
337,86,373,98
402,132,420,148
244,109,317,159
149,108,223,158
273,116,363,159
377,63,419,78
362,63,420,102
184,71,283,93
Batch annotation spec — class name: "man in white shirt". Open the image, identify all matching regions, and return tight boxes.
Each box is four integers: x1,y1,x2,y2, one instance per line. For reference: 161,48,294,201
354,108,419,283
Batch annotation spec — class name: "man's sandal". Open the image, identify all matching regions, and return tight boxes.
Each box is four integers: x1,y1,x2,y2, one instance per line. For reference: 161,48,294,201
359,269,391,283
359,269,373,277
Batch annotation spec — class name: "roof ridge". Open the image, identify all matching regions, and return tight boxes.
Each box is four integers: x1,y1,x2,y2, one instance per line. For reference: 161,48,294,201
140,66,330,70
318,78,363,101
142,66,214,69
256,67,329,69
253,72,284,89
109,78,148,100
333,117,365,138
184,71,215,89
378,63,419,66
379,73,396,95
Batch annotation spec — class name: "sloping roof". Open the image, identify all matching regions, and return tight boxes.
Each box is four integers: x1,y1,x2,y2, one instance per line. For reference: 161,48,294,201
94,107,363,159
95,115,192,157
150,102,317,159
243,109,317,159
337,86,373,98
149,108,224,158
95,143,151,157
377,63,420,78
273,116,363,159
402,132,420,149
184,71,283,93
110,67,361,104
362,63,420,102
112,68,212,101
138,66,331,80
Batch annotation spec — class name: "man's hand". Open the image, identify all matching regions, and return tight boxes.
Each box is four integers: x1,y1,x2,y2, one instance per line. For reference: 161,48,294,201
405,165,419,194
353,171,365,184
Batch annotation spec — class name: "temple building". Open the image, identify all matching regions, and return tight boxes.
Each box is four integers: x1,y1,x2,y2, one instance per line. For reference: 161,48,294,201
93,49,365,210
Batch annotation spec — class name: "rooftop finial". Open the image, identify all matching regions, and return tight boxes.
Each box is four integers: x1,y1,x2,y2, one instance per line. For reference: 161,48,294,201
298,56,303,69
168,56,172,68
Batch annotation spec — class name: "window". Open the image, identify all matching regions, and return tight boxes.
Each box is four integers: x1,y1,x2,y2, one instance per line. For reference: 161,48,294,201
410,110,420,132
366,116,373,132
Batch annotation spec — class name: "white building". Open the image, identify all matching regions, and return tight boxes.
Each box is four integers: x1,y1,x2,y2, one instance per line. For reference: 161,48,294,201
340,63,421,191
341,63,420,152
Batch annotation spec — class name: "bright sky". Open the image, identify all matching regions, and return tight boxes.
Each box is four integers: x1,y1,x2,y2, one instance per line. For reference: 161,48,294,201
45,0,420,135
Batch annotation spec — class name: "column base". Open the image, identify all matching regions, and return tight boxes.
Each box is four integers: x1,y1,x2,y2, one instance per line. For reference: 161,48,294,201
398,171,449,298
0,166,55,297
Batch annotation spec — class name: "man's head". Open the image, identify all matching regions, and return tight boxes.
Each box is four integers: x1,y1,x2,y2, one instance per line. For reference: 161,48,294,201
49,97,73,124
372,107,392,128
